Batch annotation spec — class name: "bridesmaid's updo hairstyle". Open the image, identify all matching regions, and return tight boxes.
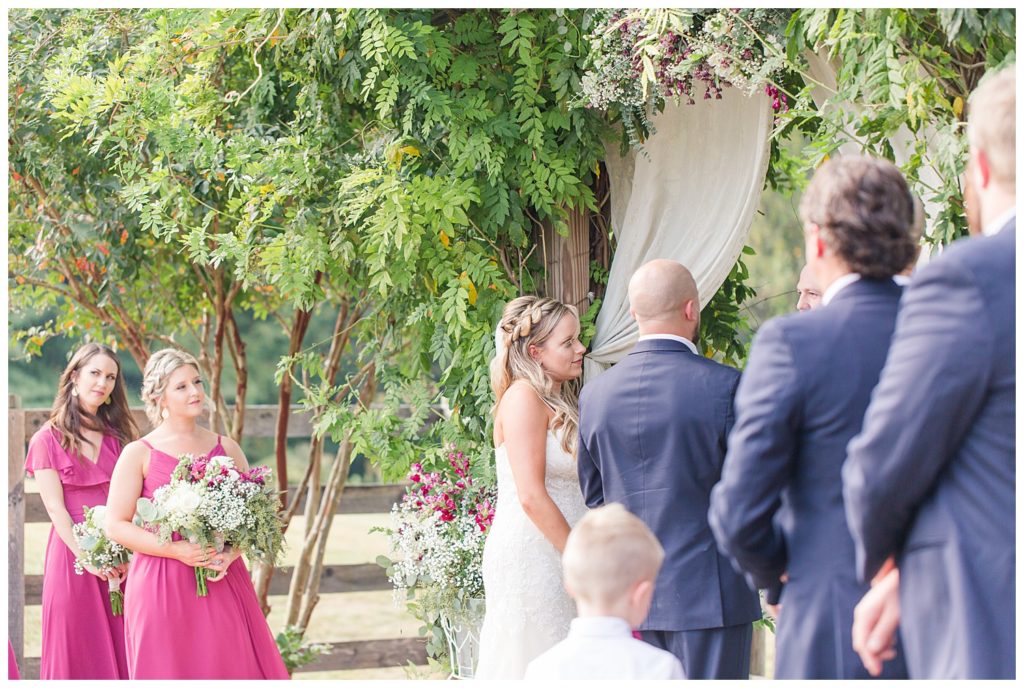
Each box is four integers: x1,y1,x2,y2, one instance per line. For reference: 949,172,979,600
141,348,202,427
50,343,138,461
490,295,581,457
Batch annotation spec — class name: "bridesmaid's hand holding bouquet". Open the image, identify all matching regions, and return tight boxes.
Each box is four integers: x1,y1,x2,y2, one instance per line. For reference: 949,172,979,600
72,505,131,615
136,453,285,597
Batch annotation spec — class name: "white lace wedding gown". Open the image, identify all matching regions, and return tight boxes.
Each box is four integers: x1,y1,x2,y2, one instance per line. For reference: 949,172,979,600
474,428,588,679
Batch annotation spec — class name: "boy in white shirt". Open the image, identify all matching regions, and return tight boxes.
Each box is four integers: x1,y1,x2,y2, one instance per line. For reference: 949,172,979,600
525,504,685,680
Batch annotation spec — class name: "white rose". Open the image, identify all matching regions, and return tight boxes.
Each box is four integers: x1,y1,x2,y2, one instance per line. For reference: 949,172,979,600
162,484,203,515
89,505,107,529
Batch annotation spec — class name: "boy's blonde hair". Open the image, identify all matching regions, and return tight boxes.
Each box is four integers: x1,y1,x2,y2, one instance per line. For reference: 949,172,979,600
562,503,665,606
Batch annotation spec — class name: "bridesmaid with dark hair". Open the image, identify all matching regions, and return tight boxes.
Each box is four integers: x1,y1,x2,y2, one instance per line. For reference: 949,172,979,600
24,342,139,679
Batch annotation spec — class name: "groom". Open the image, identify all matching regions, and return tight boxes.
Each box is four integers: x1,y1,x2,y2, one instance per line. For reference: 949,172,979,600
577,260,761,679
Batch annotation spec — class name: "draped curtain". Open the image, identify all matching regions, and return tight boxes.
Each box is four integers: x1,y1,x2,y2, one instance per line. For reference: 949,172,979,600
585,89,773,379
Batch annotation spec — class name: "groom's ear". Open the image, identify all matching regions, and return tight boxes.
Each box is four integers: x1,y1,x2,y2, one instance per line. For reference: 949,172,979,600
684,299,698,322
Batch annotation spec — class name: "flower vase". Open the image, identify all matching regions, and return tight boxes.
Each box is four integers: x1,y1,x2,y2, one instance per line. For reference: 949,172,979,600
439,598,485,679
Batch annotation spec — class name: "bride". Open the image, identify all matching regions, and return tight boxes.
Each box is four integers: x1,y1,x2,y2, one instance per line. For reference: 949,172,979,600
475,296,589,679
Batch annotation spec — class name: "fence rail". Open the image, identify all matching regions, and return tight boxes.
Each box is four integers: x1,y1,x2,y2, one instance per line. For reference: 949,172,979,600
8,397,770,678
8,399,424,679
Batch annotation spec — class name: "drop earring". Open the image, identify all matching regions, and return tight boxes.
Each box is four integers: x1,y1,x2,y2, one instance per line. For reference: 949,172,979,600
161,408,169,420
71,387,79,397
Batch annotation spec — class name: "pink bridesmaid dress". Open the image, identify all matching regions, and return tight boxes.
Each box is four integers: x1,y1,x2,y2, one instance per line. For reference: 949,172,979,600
123,438,289,679
24,425,129,679
9,640,20,679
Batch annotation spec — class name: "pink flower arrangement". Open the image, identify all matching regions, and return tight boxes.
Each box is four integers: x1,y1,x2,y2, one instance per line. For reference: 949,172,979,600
403,447,495,532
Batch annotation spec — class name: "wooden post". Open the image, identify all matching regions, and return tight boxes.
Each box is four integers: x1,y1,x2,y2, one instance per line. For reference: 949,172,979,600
542,205,591,311
750,623,766,677
8,394,25,669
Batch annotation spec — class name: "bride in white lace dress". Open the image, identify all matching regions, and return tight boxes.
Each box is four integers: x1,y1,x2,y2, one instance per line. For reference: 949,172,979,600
475,296,589,679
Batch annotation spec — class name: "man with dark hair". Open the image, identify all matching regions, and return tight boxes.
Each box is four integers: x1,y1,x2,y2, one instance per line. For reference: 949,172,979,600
708,156,914,679
844,66,1015,680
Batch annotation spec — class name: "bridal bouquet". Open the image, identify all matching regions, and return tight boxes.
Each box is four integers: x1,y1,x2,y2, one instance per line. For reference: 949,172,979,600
135,453,285,597
72,505,131,615
378,447,495,624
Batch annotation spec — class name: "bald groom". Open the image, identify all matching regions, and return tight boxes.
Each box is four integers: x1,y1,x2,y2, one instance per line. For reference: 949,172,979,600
577,260,761,680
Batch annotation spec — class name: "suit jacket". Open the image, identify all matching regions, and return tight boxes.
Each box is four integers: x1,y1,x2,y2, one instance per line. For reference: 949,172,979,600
577,338,760,632
708,278,908,679
844,221,1016,679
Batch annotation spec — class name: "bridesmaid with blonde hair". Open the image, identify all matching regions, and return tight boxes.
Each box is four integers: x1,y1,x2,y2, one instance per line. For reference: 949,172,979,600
25,343,138,679
105,348,288,679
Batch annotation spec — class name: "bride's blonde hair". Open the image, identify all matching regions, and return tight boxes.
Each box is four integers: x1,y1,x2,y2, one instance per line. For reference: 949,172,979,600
490,296,580,456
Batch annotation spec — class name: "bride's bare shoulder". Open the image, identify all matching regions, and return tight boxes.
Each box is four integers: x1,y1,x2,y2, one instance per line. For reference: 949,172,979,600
497,381,553,433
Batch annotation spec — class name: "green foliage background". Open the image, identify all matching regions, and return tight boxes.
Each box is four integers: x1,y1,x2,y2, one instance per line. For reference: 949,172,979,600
9,8,1016,478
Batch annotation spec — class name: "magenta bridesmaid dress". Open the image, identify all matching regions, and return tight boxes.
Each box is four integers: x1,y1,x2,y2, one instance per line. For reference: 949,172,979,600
24,425,129,679
123,438,289,679
9,641,20,679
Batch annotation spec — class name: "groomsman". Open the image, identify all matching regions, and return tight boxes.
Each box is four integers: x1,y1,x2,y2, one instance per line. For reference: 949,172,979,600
577,260,761,680
795,264,822,311
844,66,1016,679
708,156,916,679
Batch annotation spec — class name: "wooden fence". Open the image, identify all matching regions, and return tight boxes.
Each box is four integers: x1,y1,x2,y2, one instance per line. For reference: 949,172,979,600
7,396,425,678
8,395,771,678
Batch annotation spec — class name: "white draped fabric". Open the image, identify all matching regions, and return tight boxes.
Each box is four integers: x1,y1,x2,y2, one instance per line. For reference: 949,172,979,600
585,90,773,380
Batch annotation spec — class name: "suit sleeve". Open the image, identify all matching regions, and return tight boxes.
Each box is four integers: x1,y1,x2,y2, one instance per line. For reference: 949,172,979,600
576,393,604,508
708,319,798,589
843,255,994,581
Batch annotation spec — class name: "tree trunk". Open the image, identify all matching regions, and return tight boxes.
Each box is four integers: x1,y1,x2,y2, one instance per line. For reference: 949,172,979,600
284,364,376,630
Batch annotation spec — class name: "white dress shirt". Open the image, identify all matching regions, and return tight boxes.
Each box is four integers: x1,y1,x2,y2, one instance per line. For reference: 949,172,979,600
983,207,1016,236
821,273,862,306
524,616,685,680
637,333,698,356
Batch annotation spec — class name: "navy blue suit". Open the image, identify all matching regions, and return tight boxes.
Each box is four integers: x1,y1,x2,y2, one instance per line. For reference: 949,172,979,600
709,278,909,679
844,222,1015,679
578,338,761,679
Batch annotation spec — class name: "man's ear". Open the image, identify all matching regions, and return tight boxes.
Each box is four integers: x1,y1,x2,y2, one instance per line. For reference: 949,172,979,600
974,148,992,191
683,299,698,322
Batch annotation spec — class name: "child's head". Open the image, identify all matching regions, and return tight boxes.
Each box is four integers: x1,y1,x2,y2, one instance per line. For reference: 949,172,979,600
562,503,665,627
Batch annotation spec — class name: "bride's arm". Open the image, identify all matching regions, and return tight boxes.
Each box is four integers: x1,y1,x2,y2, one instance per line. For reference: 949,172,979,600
500,384,572,553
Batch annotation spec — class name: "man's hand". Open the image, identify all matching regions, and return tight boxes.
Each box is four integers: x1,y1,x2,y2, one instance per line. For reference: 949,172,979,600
852,567,900,676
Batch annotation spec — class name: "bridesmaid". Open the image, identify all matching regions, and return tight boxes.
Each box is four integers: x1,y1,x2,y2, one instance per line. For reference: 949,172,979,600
105,348,289,679
24,343,138,679
9,640,21,679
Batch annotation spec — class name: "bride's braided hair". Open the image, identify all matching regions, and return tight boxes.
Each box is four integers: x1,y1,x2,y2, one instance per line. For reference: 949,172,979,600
490,296,580,457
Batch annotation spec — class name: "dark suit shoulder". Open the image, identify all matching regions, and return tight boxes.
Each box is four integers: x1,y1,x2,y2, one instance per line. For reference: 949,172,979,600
931,225,1014,283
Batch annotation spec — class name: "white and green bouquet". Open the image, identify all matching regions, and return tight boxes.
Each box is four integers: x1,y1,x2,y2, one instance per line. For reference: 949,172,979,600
135,453,285,597
72,504,131,615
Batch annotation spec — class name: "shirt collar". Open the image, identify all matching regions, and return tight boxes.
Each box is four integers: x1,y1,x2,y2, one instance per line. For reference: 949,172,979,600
983,207,1016,237
637,333,698,355
822,273,862,306
568,616,633,638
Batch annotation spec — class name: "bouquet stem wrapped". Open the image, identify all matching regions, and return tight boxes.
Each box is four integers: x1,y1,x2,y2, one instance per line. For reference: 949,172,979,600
108,577,125,615
72,505,131,615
